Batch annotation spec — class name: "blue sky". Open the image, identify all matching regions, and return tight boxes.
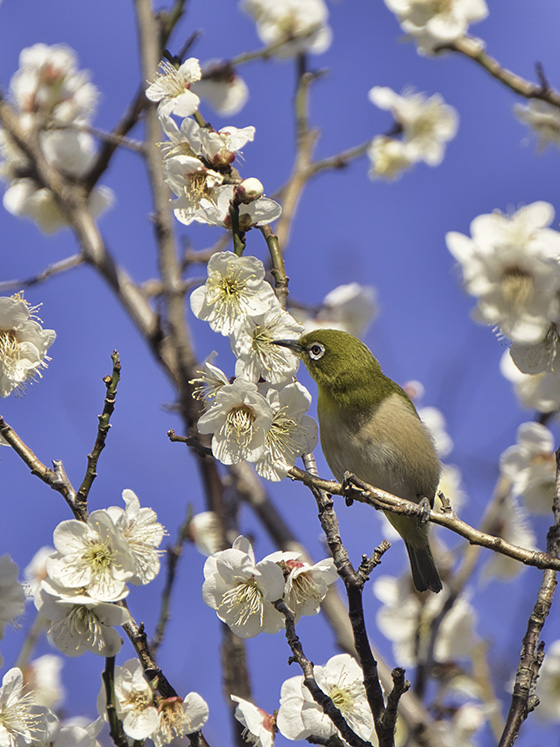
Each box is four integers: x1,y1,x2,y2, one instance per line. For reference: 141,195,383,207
1,1,560,745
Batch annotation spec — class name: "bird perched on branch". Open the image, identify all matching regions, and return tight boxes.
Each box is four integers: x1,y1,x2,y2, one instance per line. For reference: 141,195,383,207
274,328,442,593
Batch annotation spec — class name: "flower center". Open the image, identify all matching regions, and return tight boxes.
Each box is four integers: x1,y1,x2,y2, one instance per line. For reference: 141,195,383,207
0,691,44,739
221,578,264,625
156,60,190,97
225,405,256,446
500,265,534,307
84,541,114,570
328,684,354,713
0,330,21,374
157,698,186,743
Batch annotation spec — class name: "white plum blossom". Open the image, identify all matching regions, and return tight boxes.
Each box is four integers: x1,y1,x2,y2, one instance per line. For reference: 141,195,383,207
192,64,249,116
535,639,560,721
515,99,560,151
164,154,225,226
500,422,556,515
52,719,103,747
146,58,201,117
500,349,560,413
190,354,230,404
231,309,303,384
241,0,332,58
254,382,319,481
231,696,276,747
373,575,477,666
437,463,467,512
418,405,454,458
46,511,135,602
369,87,458,167
23,655,65,710
0,667,59,747
197,125,255,168
297,282,379,337
98,659,158,741
2,130,113,233
9,43,98,125
202,536,285,638
427,702,487,746
202,185,282,230
367,136,415,181
384,0,489,54
266,550,337,617
152,692,209,747
187,511,223,556
198,378,274,465
24,546,53,596
446,202,560,344
277,653,374,742
481,493,536,582
36,580,129,657
0,294,56,397
106,489,165,585
0,556,25,645
159,114,254,168
190,251,279,336
510,324,560,376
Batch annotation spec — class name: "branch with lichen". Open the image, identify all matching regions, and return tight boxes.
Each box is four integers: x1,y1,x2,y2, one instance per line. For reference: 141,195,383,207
498,445,560,746
75,351,121,511
289,466,560,572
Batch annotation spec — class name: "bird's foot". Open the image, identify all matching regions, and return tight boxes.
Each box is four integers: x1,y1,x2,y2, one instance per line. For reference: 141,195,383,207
417,497,432,525
341,471,369,506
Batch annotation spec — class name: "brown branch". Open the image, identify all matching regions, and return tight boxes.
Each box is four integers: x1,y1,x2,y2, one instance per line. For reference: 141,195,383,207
274,598,372,747
442,36,560,108
260,225,289,309
289,467,560,572
0,416,84,520
0,253,84,293
75,351,121,510
498,445,560,746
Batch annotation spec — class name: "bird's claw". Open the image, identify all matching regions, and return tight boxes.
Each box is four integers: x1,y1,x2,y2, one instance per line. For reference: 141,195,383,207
418,497,432,525
341,471,369,506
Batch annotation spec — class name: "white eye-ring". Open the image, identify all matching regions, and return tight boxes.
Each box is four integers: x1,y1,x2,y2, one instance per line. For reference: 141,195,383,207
308,343,325,360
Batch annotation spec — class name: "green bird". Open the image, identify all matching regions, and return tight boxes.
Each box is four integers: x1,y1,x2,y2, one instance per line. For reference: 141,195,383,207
274,329,442,593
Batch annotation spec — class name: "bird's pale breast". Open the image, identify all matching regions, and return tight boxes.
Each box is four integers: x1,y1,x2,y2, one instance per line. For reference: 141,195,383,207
319,392,440,504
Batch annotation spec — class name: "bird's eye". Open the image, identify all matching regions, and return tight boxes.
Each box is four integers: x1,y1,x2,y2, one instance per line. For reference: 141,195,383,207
308,343,325,360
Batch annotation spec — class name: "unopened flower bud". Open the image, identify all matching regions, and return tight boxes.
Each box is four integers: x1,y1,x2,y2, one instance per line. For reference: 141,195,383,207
237,178,264,204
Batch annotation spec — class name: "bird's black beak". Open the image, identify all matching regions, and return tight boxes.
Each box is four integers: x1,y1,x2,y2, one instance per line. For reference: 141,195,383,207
272,339,304,354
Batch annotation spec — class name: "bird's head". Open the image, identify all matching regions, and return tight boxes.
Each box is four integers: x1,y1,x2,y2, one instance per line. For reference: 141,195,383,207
273,329,384,396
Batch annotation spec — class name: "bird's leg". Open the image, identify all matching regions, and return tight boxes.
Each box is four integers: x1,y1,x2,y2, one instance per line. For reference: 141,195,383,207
341,471,370,506
417,496,432,525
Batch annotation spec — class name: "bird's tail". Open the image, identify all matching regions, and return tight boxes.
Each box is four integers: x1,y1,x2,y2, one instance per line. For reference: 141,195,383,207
405,543,442,593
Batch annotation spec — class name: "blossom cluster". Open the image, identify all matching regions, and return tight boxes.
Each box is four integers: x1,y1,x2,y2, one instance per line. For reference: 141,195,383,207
368,86,458,180
146,57,281,229
203,536,337,638
0,293,56,398
0,43,113,233
34,490,164,658
447,201,560,411
190,250,318,479
384,0,488,55
96,658,208,746
241,0,332,58
228,653,382,746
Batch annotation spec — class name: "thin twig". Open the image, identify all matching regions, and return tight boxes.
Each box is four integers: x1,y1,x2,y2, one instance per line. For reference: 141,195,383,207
0,253,84,293
102,656,128,747
274,599,372,747
0,416,84,520
498,446,560,746
442,36,560,107
75,351,121,510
